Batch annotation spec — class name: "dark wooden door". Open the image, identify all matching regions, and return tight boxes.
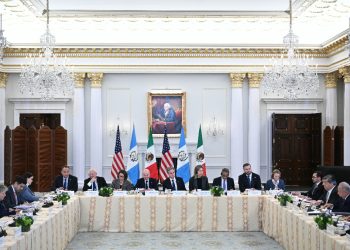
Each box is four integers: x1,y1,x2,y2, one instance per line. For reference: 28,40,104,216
272,113,321,186
20,114,61,129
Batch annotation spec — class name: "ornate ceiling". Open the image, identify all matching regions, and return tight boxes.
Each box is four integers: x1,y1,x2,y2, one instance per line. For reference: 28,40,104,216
0,0,349,46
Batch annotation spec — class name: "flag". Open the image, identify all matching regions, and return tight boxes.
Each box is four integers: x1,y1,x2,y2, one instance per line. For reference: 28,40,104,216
127,125,139,185
176,127,190,183
160,126,173,182
111,125,125,179
196,125,207,176
145,127,158,180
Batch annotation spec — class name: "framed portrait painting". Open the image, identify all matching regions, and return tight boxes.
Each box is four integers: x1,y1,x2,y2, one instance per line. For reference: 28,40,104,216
148,90,186,137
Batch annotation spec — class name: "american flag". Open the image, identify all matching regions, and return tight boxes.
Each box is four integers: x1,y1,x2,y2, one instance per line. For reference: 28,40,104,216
111,125,125,179
160,126,173,182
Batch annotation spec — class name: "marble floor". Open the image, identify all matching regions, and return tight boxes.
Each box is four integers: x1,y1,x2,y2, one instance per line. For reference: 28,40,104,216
66,232,283,250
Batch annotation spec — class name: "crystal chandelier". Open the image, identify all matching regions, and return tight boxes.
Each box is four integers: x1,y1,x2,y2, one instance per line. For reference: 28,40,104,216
261,0,319,99
207,116,224,137
18,0,74,100
0,13,7,62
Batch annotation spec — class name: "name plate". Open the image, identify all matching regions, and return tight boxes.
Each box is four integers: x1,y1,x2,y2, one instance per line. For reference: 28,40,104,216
145,190,159,196
197,190,211,196
113,191,128,196
226,190,241,196
172,191,187,196
84,191,99,197
267,190,283,196
247,190,262,196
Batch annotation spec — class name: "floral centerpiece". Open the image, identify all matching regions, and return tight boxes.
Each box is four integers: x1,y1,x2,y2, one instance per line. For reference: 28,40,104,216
99,186,113,197
277,193,293,206
57,192,70,205
15,215,34,232
210,186,224,197
314,213,333,230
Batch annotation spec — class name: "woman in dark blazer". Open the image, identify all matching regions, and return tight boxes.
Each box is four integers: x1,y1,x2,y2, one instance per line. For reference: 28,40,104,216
189,165,210,192
265,169,286,191
111,170,133,191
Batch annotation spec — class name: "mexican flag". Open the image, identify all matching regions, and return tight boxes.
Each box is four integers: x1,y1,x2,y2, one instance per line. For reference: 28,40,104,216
196,125,207,176
145,127,159,180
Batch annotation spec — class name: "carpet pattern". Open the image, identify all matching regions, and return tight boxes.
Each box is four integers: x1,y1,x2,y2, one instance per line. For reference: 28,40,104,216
66,232,283,250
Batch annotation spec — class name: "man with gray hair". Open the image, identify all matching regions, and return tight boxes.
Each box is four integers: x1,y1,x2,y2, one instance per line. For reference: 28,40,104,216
317,175,341,210
333,182,350,213
83,168,108,191
0,184,16,217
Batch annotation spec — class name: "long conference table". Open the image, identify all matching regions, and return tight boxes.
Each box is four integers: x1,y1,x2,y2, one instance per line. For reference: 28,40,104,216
0,194,349,250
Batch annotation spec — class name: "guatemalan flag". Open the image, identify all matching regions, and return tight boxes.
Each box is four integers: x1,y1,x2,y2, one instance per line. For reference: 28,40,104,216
176,127,190,183
127,125,139,185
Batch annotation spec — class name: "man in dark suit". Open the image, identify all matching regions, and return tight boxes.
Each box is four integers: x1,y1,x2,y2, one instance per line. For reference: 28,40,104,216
304,171,324,200
4,176,26,209
135,169,158,190
53,166,78,192
238,163,261,193
333,182,350,213
317,175,341,210
0,184,16,217
83,168,108,191
212,168,235,192
163,167,186,191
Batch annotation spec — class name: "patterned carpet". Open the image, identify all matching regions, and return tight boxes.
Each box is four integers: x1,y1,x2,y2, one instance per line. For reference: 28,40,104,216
66,232,283,250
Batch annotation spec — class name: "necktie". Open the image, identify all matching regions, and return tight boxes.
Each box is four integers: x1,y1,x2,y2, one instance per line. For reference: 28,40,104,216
311,183,317,195
145,180,149,189
13,190,18,205
247,175,251,188
92,182,97,191
223,179,227,191
63,178,67,190
171,179,176,191
326,191,331,203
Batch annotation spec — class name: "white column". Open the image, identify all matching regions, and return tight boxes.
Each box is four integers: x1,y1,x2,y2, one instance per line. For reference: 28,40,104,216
0,73,8,183
247,73,263,175
230,73,245,181
87,73,104,176
325,72,337,127
340,67,350,165
73,73,86,183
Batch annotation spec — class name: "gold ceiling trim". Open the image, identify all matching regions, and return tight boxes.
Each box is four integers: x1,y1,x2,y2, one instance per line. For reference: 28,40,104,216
3,35,348,59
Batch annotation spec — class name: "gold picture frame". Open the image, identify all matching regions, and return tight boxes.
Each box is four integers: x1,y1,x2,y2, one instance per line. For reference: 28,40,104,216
148,90,186,137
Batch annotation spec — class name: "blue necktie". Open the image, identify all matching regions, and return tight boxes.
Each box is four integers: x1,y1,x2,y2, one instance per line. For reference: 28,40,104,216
171,179,176,191
92,182,97,191
247,175,251,188
63,178,67,190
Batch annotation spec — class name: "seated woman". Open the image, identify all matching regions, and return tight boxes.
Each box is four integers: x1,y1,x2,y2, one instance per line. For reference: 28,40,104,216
265,169,286,191
111,170,133,191
0,184,16,217
189,165,210,192
19,172,39,202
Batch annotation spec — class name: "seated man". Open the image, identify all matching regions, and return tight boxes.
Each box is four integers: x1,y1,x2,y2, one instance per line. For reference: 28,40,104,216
0,184,16,217
135,169,158,190
212,168,235,192
238,163,261,193
83,168,108,191
304,171,324,200
317,175,341,210
4,176,26,209
163,167,186,191
333,182,350,213
53,166,78,192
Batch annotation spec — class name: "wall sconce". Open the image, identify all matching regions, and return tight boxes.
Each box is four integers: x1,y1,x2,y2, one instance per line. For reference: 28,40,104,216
206,116,224,137
109,116,128,137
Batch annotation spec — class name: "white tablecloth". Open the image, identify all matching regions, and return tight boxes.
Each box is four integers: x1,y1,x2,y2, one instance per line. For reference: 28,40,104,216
79,195,264,232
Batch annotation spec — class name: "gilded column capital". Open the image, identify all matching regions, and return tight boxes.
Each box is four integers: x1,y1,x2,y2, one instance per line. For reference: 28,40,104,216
247,73,264,88
339,66,350,83
229,73,246,88
324,72,337,88
74,72,86,88
0,72,8,88
87,72,104,88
